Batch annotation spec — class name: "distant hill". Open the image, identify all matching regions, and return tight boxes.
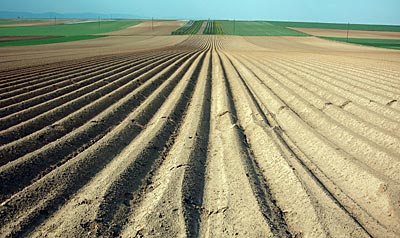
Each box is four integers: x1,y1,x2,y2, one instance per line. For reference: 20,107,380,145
0,11,146,19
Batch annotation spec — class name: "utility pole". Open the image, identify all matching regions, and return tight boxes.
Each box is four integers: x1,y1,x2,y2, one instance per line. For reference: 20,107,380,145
152,17,154,31
233,18,236,35
98,16,101,29
346,22,350,42
54,16,57,25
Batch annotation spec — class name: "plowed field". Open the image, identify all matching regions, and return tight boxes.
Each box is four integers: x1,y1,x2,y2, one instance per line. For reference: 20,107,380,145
0,35,399,238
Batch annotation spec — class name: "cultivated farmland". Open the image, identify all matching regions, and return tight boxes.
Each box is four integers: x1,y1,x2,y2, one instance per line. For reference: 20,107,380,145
0,20,400,238
203,20,224,35
171,20,204,35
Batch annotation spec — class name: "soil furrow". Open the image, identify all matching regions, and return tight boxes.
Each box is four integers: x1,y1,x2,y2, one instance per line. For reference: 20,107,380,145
27,48,207,238
0,53,159,102
287,56,400,94
233,53,400,237
240,54,400,183
218,51,292,237
0,50,204,238
0,34,399,238
0,50,199,202
273,56,399,105
226,52,374,238
199,49,274,238
0,51,184,121
244,54,400,134
244,55,400,154
0,55,140,97
0,51,191,163
0,53,146,85
253,55,400,121
0,50,186,138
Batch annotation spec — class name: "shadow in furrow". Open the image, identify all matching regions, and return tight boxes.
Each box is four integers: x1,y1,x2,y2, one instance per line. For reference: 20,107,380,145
218,51,292,238
180,49,212,238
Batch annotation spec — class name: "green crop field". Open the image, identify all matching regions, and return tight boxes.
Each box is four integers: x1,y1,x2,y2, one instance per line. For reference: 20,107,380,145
272,21,400,32
323,37,400,50
172,20,204,35
217,21,308,36
203,20,224,35
0,20,140,36
0,35,105,47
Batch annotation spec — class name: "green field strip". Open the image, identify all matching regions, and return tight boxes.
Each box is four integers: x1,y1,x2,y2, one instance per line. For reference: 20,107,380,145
322,37,400,50
0,35,105,47
171,20,204,35
218,21,308,36
203,20,224,35
272,21,400,32
0,20,140,36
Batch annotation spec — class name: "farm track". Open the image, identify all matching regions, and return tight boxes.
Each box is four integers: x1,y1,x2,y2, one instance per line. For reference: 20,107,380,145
0,35,399,238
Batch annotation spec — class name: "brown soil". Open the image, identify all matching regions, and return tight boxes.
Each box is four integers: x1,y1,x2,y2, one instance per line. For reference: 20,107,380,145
105,20,186,36
0,35,399,238
291,27,400,39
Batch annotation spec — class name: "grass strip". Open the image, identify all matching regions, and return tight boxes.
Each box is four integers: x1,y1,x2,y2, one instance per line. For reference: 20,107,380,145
322,37,400,50
0,35,105,47
0,20,140,36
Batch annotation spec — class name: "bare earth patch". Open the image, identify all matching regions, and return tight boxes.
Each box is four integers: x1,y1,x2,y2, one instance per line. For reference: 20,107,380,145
105,20,186,36
0,19,76,27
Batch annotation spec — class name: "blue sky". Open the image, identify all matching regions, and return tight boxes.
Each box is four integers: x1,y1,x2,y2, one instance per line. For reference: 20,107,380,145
1,0,399,25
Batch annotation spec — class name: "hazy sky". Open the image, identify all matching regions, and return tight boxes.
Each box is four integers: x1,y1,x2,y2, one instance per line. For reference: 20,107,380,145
1,0,399,25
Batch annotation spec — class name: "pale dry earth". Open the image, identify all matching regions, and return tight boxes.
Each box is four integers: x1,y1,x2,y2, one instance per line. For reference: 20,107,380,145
105,20,186,36
291,27,400,39
0,35,399,238
0,19,78,27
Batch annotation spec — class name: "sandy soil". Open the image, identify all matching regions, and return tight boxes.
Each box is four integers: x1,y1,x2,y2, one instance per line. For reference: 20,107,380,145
105,20,186,36
291,27,400,39
0,19,75,27
0,35,399,238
